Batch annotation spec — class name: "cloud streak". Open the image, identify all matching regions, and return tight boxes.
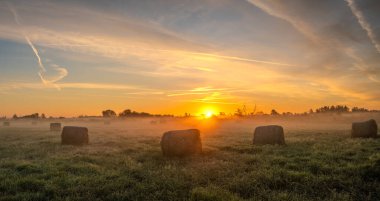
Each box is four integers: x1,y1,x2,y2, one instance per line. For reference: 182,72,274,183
0,0,379,114
246,0,320,44
7,2,68,88
346,0,380,54
245,0,380,101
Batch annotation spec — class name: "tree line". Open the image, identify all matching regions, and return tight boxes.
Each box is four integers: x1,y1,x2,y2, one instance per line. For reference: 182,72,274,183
12,113,46,119
313,105,377,113
233,104,379,117
102,109,173,118
2,105,378,119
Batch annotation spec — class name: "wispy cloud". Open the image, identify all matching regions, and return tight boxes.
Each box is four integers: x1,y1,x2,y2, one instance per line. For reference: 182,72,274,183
0,1,297,73
246,0,380,83
0,0,379,113
18,29,295,68
6,2,68,89
246,0,320,44
0,82,146,91
167,87,231,97
345,0,380,54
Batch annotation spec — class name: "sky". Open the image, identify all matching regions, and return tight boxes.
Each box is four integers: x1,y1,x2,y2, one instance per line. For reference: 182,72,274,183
0,0,379,117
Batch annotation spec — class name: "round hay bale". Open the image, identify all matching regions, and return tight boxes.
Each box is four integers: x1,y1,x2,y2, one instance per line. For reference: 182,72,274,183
61,126,89,145
161,129,202,157
253,125,285,145
3,122,10,127
50,123,62,131
351,119,378,138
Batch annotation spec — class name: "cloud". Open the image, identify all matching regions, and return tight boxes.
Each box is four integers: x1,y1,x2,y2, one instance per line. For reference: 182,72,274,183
246,0,380,95
0,82,146,91
0,0,296,69
246,0,320,44
345,0,380,53
0,0,379,112
6,2,68,89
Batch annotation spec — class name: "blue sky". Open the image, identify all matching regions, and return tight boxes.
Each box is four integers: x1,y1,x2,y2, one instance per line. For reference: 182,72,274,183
0,0,379,117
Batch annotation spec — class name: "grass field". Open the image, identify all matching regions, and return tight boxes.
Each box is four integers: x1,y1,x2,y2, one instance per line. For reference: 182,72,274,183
0,117,379,201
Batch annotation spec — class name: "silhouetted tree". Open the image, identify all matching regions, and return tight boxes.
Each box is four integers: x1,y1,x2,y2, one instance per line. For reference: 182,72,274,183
19,113,39,119
315,105,349,113
282,112,293,116
271,109,279,115
235,104,251,117
352,107,369,112
234,108,243,117
119,109,154,117
252,104,257,115
242,104,248,116
102,109,117,118
119,109,132,117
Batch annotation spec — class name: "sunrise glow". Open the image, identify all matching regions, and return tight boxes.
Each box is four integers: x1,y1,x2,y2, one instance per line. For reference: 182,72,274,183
0,0,379,117
205,111,214,118
0,1,379,200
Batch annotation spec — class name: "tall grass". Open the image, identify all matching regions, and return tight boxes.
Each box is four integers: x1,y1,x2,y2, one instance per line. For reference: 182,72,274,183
0,119,379,201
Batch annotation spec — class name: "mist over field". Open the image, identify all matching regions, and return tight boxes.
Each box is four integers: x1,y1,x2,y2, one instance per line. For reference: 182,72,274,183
1,0,380,200
4,112,380,134
1,113,379,200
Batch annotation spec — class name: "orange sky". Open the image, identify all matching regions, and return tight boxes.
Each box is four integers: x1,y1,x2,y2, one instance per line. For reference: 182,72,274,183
0,0,379,117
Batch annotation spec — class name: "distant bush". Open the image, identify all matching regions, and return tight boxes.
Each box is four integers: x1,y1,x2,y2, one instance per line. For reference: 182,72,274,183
102,109,117,118
118,109,173,118
271,109,279,116
352,107,369,112
119,109,152,117
315,105,349,113
13,113,39,119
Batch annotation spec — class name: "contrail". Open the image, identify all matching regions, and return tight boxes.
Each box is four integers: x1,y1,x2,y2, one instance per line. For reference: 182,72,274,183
24,37,44,71
7,2,67,87
346,0,380,54
246,0,320,45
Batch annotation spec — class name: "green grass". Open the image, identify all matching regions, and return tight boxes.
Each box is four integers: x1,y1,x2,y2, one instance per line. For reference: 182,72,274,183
0,122,379,201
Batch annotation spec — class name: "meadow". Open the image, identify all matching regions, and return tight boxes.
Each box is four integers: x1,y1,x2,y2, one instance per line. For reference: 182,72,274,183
0,114,379,201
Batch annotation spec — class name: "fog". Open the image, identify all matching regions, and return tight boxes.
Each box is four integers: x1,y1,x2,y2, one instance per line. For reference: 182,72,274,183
4,113,379,139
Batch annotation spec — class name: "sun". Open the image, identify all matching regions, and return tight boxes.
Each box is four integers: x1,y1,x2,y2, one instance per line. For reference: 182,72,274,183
199,106,218,119
203,108,217,118
205,111,214,118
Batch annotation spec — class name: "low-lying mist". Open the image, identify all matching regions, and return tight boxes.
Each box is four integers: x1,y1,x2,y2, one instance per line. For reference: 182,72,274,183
5,112,379,138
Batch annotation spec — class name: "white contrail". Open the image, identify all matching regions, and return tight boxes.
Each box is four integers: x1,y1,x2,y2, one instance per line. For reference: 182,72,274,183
7,2,67,87
24,37,44,71
346,0,380,54
246,0,320,44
